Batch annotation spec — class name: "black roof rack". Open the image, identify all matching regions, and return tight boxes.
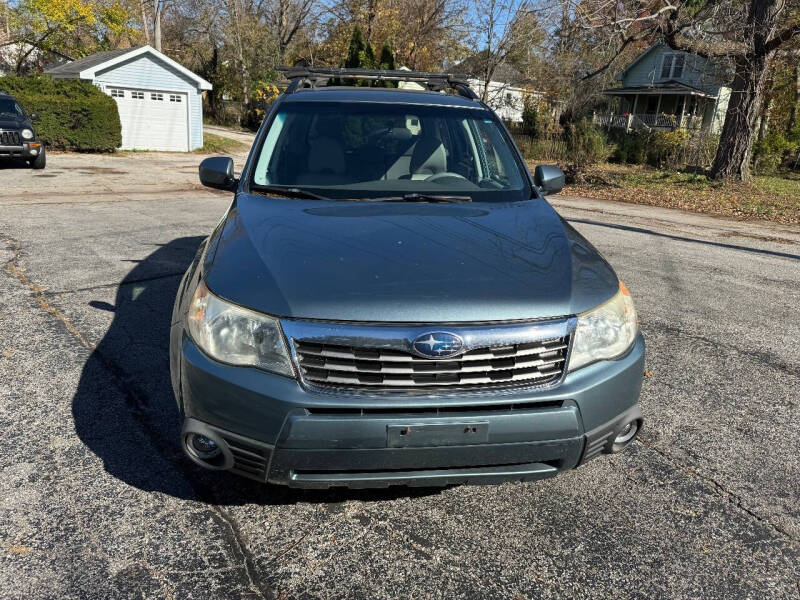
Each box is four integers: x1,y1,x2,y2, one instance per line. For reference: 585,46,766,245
276,67,479,101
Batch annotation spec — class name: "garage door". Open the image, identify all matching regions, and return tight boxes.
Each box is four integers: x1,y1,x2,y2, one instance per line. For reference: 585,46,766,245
108,88,189,152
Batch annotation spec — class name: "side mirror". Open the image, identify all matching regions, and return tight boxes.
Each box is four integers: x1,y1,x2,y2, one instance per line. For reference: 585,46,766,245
199,156,237,191
534,164,565,196
29,113,39,121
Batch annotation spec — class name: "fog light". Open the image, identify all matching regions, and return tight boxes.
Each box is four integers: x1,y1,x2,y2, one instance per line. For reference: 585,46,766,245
188,433,221,459
614,421,638,445
29,149,38,156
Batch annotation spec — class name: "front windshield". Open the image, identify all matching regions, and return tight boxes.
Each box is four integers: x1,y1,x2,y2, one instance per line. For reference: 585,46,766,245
0,98,25,119
251,102,530,202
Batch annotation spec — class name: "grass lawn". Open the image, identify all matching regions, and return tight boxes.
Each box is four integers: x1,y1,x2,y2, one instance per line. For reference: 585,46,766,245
547,163,800,226
193,133,249,154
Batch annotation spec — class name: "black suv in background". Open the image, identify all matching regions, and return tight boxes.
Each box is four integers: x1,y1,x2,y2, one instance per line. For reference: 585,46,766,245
0,92,45,169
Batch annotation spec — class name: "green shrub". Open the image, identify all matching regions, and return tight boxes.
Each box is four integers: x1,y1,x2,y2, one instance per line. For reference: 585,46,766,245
754,132,797,174
563,118,609,180
522,100,539,136
1,75,121,152
646,129,690,169
613,132,647,164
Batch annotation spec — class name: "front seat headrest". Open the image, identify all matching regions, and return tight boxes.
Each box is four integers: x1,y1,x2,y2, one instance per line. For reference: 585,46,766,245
409,136,446,179
308,137,345,174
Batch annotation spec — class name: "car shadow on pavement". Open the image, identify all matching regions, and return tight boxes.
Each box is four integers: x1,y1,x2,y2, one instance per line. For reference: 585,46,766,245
72,236,442,506
0,158,32,169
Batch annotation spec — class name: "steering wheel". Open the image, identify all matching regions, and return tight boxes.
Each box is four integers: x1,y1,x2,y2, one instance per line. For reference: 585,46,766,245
424,172,470,183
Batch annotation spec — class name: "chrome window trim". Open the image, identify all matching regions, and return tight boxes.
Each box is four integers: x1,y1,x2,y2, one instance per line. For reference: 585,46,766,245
281,317,577,396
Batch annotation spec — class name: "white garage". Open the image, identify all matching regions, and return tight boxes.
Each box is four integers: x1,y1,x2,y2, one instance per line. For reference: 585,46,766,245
46,46,212,152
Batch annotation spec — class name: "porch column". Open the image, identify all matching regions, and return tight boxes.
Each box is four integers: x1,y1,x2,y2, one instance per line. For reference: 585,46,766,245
655,95,662,126
679,95,687,128
628,94,639,131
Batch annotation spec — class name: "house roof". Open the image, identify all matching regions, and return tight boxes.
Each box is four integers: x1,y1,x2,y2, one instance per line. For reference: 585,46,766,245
45,45,212,90
614,43,663,81
45,48,136,76
449,53,532,86
602,80,717,98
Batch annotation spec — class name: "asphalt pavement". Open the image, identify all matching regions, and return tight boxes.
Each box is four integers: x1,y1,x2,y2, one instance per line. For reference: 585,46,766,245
1,149,798,599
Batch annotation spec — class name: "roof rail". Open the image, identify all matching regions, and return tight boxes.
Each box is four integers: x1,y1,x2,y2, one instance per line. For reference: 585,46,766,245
276,67,479,101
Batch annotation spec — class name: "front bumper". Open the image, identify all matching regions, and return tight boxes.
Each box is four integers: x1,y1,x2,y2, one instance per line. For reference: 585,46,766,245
0,140,43,158
176,331,645,488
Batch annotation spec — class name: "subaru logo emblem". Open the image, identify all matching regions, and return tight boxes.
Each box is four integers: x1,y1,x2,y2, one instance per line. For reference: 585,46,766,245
412,332,464,359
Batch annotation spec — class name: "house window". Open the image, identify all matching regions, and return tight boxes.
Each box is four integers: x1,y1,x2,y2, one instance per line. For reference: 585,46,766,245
109,89,124,98
169,94,182,102
672,54,685,78
661,53,685,79
151,93,164,101
131,91,145,100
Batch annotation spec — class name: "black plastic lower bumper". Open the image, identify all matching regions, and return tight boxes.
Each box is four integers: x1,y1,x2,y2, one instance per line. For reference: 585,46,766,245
182,404,642,488
0,141,42,158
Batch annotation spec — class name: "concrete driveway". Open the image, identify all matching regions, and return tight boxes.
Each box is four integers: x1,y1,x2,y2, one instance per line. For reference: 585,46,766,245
1,148,798,599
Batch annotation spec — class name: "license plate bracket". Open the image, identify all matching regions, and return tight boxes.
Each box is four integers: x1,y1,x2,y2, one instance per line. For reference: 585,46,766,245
387,422,489,448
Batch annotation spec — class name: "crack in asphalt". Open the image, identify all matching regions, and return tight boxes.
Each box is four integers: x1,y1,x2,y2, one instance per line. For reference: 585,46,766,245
642,318,800,384
2,234,274,600
43,271,187,296
635,436,798,544
3,238,96,350
208,507,274,599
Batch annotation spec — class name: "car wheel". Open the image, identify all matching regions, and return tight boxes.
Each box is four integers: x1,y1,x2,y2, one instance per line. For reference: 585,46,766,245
29,147,46,170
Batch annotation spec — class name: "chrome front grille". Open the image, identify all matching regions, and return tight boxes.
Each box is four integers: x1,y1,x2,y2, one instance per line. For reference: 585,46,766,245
282,318,575,392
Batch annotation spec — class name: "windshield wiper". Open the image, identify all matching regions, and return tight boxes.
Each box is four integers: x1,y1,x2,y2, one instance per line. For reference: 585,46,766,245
368,193,472,203
251,184,331,201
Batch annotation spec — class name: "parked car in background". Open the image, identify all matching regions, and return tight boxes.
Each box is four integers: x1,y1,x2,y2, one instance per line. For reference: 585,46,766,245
170,68,645,489
0,92,45,169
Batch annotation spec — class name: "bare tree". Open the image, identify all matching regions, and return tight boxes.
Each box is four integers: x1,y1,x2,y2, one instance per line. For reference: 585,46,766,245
262,0,316,60
467,0,536,103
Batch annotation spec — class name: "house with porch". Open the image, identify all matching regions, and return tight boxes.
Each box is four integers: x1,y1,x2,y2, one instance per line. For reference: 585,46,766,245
595,43,731,134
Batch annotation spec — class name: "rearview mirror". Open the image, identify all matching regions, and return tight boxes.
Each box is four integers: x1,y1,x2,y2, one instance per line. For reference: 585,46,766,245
534,164,565,196
199,156,237,191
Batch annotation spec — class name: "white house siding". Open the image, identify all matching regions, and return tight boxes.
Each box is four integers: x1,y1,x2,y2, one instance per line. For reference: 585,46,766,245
192,89,204,149
467,79,526,122
94,54,204,150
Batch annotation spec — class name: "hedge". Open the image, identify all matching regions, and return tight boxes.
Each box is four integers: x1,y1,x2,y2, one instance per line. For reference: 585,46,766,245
1,75,122,152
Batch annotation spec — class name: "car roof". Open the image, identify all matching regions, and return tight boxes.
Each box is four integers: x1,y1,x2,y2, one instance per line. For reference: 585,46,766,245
281,87,485,109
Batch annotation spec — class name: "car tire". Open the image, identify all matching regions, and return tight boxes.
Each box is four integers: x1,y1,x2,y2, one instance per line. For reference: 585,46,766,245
29,147,46,170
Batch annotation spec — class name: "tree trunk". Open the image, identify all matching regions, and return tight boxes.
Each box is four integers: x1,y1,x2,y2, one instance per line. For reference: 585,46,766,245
140,0,151,45
230,0,249,105
710,55,770,181
276,0,287,61
154,1,162,51
366,0,377,45
788,64,800,135
3,0,10,38
709,0,785,181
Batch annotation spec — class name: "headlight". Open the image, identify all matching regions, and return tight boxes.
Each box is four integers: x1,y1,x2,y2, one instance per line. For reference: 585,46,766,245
187,281,293,376
568,281,638,372
21,128,34,140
